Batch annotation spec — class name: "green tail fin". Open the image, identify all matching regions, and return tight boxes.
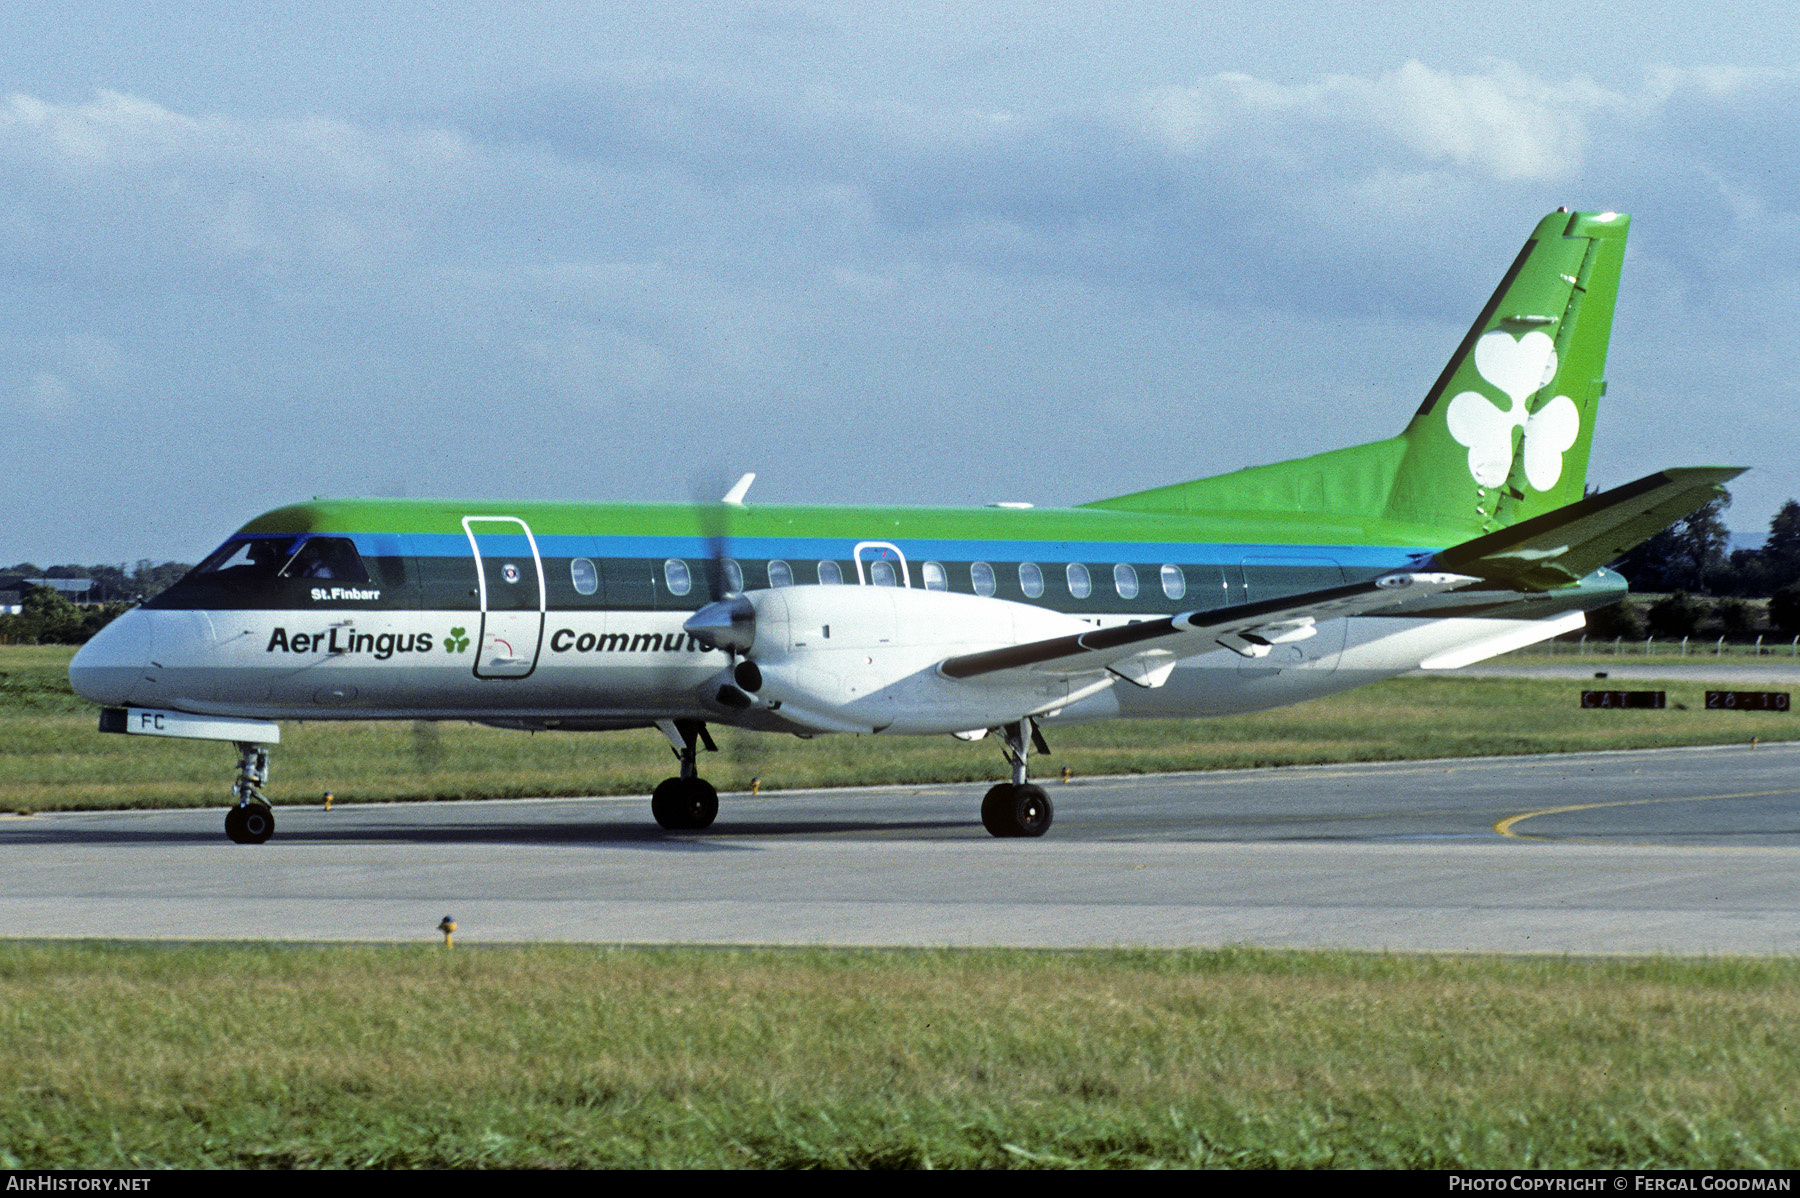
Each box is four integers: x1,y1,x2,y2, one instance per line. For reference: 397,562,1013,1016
1086,210,1630,540
1387,208,1628,534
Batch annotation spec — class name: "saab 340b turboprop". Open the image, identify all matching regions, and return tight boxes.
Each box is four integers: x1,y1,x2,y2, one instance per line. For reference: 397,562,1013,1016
69,209,1739,841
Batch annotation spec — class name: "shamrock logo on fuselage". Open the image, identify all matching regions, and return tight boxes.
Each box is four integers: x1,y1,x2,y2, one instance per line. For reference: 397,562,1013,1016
445,626,471,652
1445,330,1580,491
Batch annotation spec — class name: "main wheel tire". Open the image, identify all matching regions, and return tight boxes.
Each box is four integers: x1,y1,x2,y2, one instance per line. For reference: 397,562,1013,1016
981,783,1053,838
241,804,275,844
651,777,720,831
225,804,275,844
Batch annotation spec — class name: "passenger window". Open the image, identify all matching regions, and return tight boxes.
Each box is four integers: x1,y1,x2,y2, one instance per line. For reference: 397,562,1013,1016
767,560,793,588
869,559,897,587
1018,562,1044,598
1113,563,1139,599
970,562,996,597
281,537,370,584
724,560,744,594
922,561,948,591
570,558,599,596
1161,564,1186,601
1066,562,1091,599
664,559,693,596
817,561,843,585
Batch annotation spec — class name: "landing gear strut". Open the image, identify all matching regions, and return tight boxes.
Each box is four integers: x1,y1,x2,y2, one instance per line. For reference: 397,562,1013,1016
981,718,1053,838
224,741,275,844
651,719,719,831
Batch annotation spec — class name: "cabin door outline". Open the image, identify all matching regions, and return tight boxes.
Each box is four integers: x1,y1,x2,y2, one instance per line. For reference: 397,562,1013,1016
852,541,911,588
463,516,546,679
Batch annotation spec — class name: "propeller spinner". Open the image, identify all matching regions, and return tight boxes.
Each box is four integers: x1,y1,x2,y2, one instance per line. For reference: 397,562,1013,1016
685,593,755,656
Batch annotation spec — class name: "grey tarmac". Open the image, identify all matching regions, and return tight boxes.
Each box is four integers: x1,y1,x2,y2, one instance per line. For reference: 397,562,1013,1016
4,740,1800,956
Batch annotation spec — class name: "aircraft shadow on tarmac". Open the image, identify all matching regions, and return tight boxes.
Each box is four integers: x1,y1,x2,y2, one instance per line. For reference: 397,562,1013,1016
0,816,977,849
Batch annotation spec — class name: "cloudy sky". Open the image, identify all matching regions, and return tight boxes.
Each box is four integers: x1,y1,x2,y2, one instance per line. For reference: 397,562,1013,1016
4,2,1798,564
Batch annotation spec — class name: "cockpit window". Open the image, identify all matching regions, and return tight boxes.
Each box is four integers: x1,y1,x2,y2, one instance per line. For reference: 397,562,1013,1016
155,532,378,610
190,534,370,586
280,537,370,584
192,536,299,580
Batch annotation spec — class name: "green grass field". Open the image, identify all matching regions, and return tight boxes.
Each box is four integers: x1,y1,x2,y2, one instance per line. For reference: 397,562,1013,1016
3,644,1795,813
3,942,1798,1169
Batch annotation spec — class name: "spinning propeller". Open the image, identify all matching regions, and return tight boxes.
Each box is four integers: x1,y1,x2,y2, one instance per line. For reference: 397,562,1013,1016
684,473,762,706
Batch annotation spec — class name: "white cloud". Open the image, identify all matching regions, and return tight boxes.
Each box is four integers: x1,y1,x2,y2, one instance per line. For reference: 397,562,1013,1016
1133,60,1612,181
0,90,475,286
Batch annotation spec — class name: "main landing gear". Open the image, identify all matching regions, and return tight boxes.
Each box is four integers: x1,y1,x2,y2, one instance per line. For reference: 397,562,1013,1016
642,716,1052,837
224,741,275,844
652,719,719,831
981,718,1053,838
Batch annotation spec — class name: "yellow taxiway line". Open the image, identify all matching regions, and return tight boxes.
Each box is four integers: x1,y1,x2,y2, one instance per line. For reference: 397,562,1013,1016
1495,787,1800,840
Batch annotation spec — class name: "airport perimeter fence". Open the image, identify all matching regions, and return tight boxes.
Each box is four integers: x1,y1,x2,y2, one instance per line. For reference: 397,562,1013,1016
1543,634,1800,659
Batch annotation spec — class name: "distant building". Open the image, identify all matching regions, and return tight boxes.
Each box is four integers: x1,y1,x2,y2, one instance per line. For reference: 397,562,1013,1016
0,578,96,605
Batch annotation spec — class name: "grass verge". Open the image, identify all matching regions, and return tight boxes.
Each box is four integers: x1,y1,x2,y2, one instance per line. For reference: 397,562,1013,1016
2,942,1797,1169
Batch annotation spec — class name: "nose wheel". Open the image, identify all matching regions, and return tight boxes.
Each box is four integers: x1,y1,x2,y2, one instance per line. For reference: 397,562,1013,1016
224,741,276,844
225,802,275,844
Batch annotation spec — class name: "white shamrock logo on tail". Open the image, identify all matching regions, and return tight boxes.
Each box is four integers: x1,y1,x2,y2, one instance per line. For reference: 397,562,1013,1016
1445,330,1580,490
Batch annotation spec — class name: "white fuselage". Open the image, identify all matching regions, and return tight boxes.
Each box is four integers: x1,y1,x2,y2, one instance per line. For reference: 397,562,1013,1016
69,598,1583,734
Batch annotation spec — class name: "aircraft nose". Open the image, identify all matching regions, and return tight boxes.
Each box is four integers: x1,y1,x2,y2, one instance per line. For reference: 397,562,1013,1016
68,608,153,706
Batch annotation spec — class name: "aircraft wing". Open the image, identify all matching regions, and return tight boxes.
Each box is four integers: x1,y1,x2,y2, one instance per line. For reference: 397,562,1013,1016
938,571,1478,684
1428,466,1745,591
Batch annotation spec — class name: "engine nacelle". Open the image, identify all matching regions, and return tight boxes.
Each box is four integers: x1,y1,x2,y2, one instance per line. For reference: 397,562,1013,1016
732,586,1113,734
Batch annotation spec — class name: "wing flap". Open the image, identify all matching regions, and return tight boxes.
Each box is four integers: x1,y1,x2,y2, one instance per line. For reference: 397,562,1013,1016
938,571,1478,682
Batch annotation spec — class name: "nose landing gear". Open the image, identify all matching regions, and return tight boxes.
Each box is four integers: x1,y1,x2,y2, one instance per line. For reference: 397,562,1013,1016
224,741,275,844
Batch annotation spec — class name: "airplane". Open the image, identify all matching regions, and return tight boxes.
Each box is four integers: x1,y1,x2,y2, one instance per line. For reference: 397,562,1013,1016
68,208,1739,843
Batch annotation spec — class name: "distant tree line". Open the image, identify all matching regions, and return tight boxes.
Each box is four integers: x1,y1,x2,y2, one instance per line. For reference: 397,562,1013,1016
0,560,192,645
1592,492,1800,641
1,560,192,605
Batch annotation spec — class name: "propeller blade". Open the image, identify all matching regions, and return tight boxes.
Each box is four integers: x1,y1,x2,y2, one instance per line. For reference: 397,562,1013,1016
692,471,753,603
688,470,756,645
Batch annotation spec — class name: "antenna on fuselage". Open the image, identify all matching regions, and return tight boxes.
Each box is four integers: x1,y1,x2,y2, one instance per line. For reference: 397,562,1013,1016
721,473,755,506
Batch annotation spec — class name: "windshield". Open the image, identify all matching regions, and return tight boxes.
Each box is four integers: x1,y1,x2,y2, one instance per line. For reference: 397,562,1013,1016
189,535,371,585
191,536,299,581
279,537,370,584
151,532,389,610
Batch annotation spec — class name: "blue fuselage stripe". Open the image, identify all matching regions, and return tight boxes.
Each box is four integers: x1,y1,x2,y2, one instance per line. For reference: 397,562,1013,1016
365,532,1429,569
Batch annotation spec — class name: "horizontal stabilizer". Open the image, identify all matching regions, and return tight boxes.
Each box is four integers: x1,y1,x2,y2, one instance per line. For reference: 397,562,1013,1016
1428,467,1744,590
938,571,1477,682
